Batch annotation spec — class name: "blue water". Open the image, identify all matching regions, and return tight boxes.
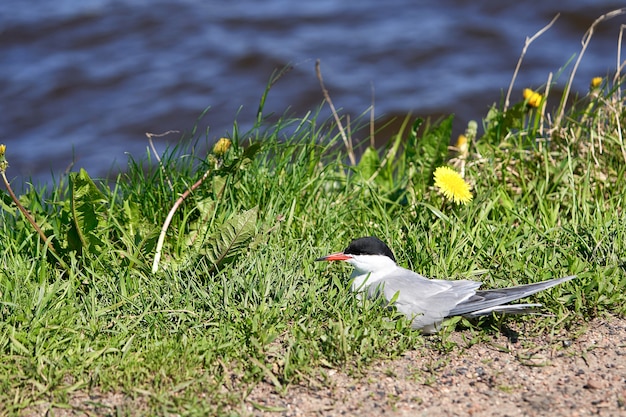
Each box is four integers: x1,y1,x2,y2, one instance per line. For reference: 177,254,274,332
1,1,624,186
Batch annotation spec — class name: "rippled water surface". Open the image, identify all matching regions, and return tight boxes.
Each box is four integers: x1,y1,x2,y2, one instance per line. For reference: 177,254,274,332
1,1,624,186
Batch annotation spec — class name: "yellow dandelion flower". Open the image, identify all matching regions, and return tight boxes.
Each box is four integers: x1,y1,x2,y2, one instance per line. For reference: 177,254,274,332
213,138,232,156
0,144,5,157
433,166,473,205
590,77,603,89
523,88,543,108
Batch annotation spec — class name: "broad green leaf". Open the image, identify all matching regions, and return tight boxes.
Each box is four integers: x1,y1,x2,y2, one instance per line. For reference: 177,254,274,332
357,147,380,180
121,199,156,247
70,168,107,254
406,117,424,162
123,200,138,238
61,199,82,253
201,207,258,270
243,142,262,161
0,190,16,215
212,175,227,198
185,197,217,247
483,103,526,144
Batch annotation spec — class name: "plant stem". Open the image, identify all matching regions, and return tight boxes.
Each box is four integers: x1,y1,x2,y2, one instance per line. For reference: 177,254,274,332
152,168,212,273
316,59,356,165
504,14,559,112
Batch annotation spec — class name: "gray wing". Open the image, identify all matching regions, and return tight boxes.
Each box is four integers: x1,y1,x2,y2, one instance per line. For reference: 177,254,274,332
366,267,482,329
448,275,576,317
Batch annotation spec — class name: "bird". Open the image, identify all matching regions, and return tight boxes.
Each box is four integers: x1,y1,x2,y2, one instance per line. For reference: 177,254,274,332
315,236,576,334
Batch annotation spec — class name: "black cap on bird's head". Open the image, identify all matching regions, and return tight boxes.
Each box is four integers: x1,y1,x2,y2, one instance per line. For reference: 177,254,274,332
315,236,396,263
343,236,396,262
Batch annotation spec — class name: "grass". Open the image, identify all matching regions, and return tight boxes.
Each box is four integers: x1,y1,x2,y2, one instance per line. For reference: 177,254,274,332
2,17,626,416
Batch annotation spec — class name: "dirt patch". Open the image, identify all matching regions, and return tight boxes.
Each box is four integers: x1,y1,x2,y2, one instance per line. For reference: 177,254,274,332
19,391,145,417
18,316,626,416
242,316,626,417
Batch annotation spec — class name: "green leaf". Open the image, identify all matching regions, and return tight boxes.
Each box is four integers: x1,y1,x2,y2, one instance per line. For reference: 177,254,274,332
185,197,218,247
222,142,262,173
357,147,380,180
379,114,415,191
69,168,108,254
123,199,139,238
212,175,227,198
243,142,263,161
201,207,258,270
406,117,424,162
0,189,16,215
414,115,453,186
483,103,526,144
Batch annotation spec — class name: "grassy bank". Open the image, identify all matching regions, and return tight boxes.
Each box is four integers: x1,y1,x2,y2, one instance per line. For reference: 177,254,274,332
2,26,626,417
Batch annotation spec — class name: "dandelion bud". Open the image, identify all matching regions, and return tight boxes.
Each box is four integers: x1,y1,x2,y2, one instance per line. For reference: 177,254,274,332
0,144,7,172
213,138,232,156
455,134,468,152
590,77,603,89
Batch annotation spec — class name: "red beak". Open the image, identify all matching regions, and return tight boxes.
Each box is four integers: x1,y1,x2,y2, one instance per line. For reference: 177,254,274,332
315,252,352,262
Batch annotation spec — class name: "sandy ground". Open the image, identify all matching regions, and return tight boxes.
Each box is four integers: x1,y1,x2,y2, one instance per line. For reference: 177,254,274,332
19,316,626,417
242,316,626,417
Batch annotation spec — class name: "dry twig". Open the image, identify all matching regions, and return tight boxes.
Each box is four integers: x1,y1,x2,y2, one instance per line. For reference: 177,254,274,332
554,8,626,129
146,130,179,192
315,60,356,165
504,14,560,112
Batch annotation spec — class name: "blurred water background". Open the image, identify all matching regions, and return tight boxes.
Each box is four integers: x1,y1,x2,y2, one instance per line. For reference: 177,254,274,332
1,1,625,188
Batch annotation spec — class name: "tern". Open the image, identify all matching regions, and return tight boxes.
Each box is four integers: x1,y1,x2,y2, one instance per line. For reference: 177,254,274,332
316,236,576,334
